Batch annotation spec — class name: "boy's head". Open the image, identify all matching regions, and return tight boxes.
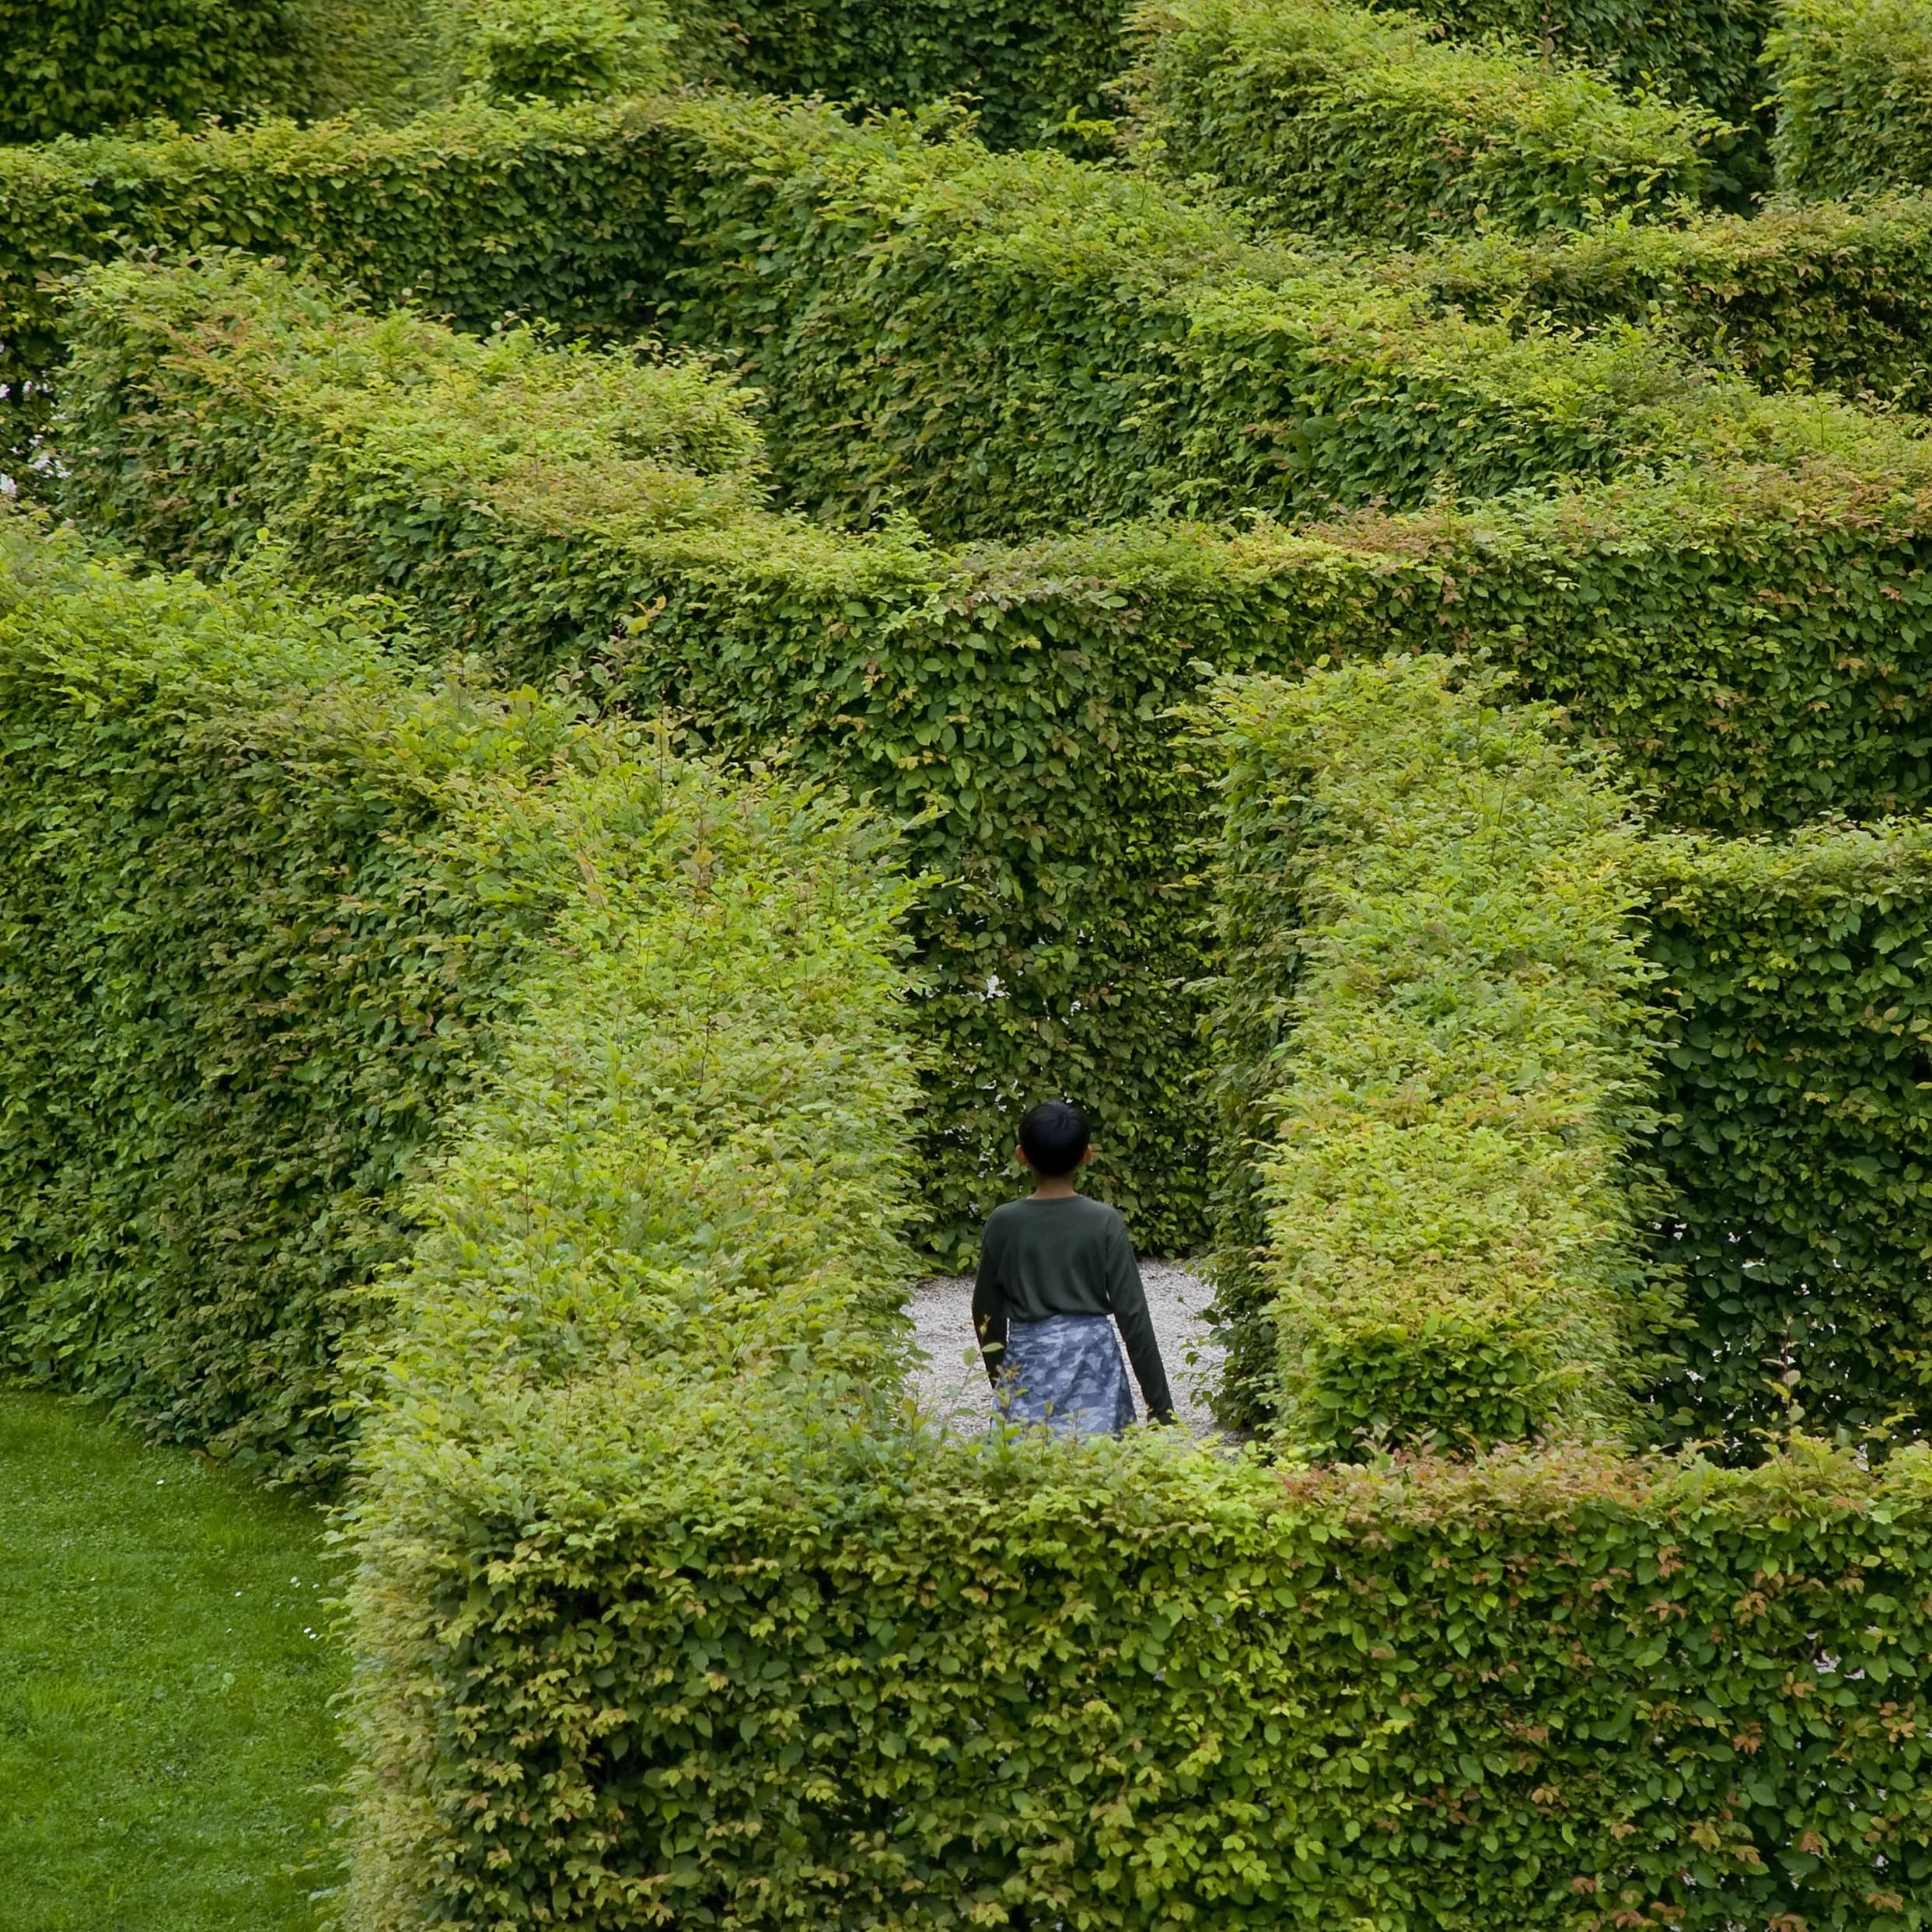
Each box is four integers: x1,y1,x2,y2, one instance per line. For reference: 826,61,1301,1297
1018,1099,1091,1178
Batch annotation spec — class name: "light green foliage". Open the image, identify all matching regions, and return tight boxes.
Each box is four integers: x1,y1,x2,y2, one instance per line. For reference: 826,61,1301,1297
0,1389,343,1930
1392,193,1932,411
13,92,1932,544
1205,659,1670,1454
453,0,673,99
1126,0,1739,246
56,254,770,579
1768,0,1932,196
351,1335,1932,1925
0,99,692,463
346,704,921,1928
377,0,680,114
1644,823,1932,1447
0,513,793,1475
0,0,306,141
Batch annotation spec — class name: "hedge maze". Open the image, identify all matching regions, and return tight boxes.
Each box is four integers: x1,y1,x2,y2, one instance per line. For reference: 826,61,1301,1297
10,0,1932,1923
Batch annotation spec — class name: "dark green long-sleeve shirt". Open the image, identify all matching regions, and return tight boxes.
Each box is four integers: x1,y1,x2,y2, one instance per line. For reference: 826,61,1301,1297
971,1193,1175,1422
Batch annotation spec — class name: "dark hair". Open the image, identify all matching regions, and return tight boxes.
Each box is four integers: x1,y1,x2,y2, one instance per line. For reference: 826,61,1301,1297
1018,1099,1090,1177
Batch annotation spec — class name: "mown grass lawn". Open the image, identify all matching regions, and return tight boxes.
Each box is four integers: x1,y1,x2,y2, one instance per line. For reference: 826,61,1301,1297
0,1390,345,1931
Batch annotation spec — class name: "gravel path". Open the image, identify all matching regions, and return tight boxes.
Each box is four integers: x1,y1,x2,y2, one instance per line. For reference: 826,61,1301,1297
905,1263,1225,1437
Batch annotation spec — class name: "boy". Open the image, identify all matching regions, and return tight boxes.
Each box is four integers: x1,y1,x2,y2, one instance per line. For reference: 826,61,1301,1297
971,1099,1176,1435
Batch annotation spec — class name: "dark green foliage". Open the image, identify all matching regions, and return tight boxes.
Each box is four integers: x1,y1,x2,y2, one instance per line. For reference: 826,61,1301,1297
56,253,1932,1347
0,0,306,143
1204,659,1670,1453
49,255,1229,1263
1124,0,1740,246
1377,0,1773,124
1392,194,1932,411
1645,823,1932,1449
679,0,1128,150
0,515,694,1476
1768,0,1932,197
12,92,1932,546
1263,477,1932,838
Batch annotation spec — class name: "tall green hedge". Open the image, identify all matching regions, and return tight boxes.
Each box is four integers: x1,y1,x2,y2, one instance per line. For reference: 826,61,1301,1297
12,91,1931,544
678,0,1128,149
1377,0,1773,124
588,93,1921,538
0,0,308,142
1644,822,1932,1448
1204,657,1671,1455
54,255,1932,1417
1393,194,1932,412
1123,0,1741,246
0,96,686,464
0,512,847,1477
1200,648,1932,1450
420,0,679,105
351,1104,1932,1931
1767,0,1932,197
52,253,1229,1260
333,649,1932,1919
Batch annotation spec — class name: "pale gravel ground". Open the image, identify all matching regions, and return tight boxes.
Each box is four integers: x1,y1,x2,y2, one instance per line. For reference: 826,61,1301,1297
905,1262,1225,1437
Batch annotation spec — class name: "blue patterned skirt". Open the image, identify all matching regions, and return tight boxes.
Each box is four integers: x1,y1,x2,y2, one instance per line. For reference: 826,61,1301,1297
996,1313,1136,1438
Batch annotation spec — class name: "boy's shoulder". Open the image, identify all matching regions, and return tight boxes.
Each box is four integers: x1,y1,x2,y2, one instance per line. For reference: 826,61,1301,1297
984,1193,1125,1232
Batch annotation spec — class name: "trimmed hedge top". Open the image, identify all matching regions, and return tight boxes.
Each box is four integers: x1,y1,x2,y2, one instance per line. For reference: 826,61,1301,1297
18,92,1932,544
1126,0,1742,246
1207,656,1671,1455
57,253,770,603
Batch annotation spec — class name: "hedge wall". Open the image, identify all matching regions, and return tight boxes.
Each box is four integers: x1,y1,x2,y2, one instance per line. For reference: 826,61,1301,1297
336,648,1932,1921
350,1113,1932,1928
1198,648,1932,1452
12,91,1932,547
1645,822,1932,1450
654,93,1888,541
680,0,1129,150
1123,0,1740,246
0,97,686,463
55,256,1932,1411
1375,0,1772,124
1767,0,1932,198
421,0,678,107
1204,658,1671,1455
0,0,307,143
52,253,1229,1261
1396,194,1932,412
0,511,877,1479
